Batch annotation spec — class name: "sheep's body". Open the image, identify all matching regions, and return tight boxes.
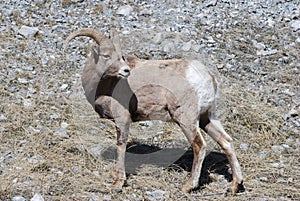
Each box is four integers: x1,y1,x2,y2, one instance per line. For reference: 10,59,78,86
66,28,244,195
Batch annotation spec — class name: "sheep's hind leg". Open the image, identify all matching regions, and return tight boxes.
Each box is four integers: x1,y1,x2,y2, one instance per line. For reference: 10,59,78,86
180,125,207,193
202,117,244,195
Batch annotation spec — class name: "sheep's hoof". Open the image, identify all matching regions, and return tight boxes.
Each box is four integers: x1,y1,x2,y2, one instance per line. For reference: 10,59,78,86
226,181,245,196
181,183,193,194
110,178,125,193
112,178,125,188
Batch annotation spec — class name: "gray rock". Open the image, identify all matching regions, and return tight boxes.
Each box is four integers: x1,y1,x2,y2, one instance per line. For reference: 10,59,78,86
139,121,154,127
18,25,39,38
12,196,26,201
205,0,218,7
88,145,102,156
18,78,29,84
152,33,163,44
145,190,169,201
258,151,268,158
252,40,266,50
28,155,45,164
116,5,133,16
60,83,69,91
182,41,192,52
271,145,284,153
34,0,46,3
289,109,298,117
50,113,60,119
240,143,249,151
22,66,34,71
23,99,32,107
290,20,300,31
54,127,69,139
259,176,268,182
256,49,278,56
0,114,7,121
30,193,44,201
28,126,40,134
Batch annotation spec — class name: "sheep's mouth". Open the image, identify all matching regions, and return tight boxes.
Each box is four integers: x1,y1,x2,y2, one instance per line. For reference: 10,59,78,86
118,66,131,78
118,73,130,78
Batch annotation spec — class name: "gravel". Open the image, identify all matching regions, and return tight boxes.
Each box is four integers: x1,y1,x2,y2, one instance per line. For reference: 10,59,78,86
0,0,299,200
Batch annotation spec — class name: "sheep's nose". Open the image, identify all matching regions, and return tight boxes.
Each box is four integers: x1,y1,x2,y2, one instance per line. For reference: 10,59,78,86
118,66,131,78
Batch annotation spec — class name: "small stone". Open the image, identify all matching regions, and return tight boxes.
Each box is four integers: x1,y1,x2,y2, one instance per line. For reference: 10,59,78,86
182,41,192,52
28,155,45,164
252,40,265,50
289,109,299,117
12,196,26,201
145,190,169,201
23,99,32,107
283,89,295,96
8,70,16,78
271,162,280,168
30,193,44,201
205,0,217,7
291,20,300,31
34,0,46,3
88,145,102,156
18,25,39,38
54,127,69,138
28,126,40,134
50,113,60,119
8,86,19,92
240,143,249,151
103,194,112,200
192,44,201,52
256,49,278,56
282,144,290,149
0,114,7,121
271,145,284,153
22,66,34,71
18,78,29,84
163,42,175,53
61,121,69,129
258,151,268,158
152,33,163,44
60,84,69,91
139,121,153,127
259,176,268,182
116,5,133,16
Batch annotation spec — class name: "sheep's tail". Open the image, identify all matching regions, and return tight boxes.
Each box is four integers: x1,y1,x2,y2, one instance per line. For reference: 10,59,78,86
65,28,106,45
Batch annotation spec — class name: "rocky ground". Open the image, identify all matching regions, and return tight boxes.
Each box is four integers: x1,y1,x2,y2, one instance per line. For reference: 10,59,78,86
0,0,299,200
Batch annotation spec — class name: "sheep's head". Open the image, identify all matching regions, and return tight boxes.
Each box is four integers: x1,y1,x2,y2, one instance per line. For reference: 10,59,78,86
66,28,131,79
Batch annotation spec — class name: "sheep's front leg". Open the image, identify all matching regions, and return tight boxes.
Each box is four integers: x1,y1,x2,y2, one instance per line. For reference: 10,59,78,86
95,96,131,189
112,122,129,188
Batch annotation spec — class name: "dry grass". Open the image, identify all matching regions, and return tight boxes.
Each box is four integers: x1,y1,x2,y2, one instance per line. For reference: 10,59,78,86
1,67,299,200
0,25,299,200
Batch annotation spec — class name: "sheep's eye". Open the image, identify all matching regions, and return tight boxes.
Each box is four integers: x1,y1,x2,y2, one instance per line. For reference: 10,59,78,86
101,54,111,59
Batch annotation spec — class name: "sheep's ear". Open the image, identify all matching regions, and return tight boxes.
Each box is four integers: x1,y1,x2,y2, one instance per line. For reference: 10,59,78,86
110,29,122,57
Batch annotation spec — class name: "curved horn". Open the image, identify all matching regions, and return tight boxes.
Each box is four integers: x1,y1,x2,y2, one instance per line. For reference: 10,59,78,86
66,28,106,45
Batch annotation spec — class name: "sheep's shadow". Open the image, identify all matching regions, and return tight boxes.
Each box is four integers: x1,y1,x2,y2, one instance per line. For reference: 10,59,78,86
102,142,232,187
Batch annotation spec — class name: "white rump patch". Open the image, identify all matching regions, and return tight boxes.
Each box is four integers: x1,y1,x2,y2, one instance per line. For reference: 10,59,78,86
185,60,216,112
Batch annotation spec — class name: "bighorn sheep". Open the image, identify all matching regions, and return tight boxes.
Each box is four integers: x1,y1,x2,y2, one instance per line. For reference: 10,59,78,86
66,28,244,194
